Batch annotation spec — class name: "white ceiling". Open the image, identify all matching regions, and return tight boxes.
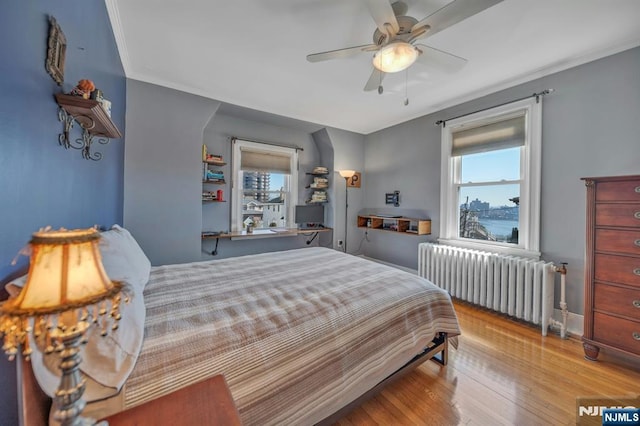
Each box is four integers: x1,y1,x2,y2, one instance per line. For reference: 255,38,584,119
106,0,640,135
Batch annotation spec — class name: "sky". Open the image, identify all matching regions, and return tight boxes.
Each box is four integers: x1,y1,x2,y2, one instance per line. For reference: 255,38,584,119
270,173,284,190
460,147,520,207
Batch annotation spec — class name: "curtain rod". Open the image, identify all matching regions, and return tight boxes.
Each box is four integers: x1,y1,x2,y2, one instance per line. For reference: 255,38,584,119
435,89,554,127
231,136,304,152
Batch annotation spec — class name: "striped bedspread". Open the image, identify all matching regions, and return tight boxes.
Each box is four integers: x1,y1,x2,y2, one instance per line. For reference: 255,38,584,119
113,248,460,425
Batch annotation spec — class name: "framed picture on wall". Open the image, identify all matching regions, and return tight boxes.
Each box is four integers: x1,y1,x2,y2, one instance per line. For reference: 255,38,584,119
45,16,66,86
347,172,361,188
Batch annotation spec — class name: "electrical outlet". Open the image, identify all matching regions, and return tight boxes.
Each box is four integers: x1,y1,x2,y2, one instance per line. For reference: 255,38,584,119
337,240,344,247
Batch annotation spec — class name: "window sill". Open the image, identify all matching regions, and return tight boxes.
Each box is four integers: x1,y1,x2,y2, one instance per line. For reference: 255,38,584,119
437,238,541,260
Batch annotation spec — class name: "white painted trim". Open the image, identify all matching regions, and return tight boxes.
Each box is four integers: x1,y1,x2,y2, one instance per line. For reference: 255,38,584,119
551,309,584,337
358,255,418,275
117,35,638,135
231,139,298,232
376,38,640,134
439,97,542,255
104,0,131,76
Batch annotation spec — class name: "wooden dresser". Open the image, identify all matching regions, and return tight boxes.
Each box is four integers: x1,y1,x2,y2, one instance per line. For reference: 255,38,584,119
581,175,640,361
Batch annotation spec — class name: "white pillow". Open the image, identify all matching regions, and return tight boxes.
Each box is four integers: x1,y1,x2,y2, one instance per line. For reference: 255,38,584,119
99,224,151,292
4,274,26,298
30,224,150,400
30,288,146,401
8,225,149,400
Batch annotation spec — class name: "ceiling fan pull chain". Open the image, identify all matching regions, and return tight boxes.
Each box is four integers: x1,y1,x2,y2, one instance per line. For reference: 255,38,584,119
404,68,409,106
378,56,384,94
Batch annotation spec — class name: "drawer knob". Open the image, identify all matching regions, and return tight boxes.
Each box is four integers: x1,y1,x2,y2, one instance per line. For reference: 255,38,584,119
635,211,640,220
636,239,640,247
635,268,640,276
636,186,640,193
634,300,640,308
634,332,640,341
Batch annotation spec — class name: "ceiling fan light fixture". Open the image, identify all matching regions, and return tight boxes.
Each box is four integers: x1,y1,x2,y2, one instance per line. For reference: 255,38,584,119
372,41,418,73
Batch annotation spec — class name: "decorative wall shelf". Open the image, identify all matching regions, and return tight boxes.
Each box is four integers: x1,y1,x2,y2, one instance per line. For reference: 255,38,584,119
305,167,329,204
203,160,226,166
55,94,122,161
357,215,431,236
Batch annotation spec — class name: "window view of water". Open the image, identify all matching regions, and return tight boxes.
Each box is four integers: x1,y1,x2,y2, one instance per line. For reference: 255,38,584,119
459,185,520,244
479,218,519,239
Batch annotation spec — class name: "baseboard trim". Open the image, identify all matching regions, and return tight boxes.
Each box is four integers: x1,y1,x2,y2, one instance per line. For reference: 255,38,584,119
358,255,418,275
551,309,584,337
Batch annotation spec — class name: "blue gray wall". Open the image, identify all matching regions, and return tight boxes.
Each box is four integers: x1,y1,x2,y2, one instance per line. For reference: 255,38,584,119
123,80,220,265
0,2,126,424
122,81,367,264
200,111,328,258
363,46,640,315
322,128,366,253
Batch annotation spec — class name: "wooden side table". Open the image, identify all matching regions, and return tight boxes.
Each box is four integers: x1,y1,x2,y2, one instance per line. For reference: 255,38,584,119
102,375,242,425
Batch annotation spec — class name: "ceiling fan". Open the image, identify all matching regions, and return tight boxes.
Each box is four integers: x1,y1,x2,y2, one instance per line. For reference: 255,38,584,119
306,0,503,94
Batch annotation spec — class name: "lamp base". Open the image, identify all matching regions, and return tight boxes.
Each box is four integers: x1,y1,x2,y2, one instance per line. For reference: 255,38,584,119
51,322,95,426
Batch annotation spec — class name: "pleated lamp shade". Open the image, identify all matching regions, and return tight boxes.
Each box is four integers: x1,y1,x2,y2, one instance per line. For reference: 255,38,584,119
2,228,119,316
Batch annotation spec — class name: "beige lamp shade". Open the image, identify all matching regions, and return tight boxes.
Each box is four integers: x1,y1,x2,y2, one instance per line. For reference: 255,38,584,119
2,228,120,316
0,228,126,425
338,170,356,179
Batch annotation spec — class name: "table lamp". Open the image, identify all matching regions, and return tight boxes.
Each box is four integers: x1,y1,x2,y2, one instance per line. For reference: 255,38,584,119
0,227,124,426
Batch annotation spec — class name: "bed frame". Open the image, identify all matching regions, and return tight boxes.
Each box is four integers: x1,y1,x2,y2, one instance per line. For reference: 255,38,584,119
18,333,449,426
317,332,449,425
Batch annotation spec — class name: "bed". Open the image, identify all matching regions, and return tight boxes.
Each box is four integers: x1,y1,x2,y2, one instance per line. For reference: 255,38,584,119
17,228,460,425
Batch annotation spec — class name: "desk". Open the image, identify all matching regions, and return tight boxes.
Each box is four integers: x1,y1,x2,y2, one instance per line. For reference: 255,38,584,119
202,227,332,240
201,227,332,256
102,375,242,426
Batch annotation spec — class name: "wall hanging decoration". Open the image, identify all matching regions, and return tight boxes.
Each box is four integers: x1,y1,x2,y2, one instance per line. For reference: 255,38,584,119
45,16,66,86
55,87,122,161
347,172,361,188
385,190,400,207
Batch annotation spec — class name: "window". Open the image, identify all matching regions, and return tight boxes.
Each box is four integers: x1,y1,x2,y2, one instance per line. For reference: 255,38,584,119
439,97,542,258
231,140,298,232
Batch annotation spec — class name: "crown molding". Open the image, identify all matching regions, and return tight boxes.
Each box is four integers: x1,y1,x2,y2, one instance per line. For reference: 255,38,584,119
105,0,131,76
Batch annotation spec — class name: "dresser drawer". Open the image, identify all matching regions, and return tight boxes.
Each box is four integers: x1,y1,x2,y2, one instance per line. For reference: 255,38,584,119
596,179,640,202
595,253,640,288
594,283,640,318
593,312,640,355
595,228,640,256
596,204,640,228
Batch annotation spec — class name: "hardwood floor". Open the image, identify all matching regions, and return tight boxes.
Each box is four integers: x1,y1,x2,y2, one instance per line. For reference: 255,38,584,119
335,301,640,426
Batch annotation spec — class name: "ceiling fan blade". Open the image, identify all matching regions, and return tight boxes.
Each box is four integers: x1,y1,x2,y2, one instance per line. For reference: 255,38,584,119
415,44,468,73
391,1,408,16
411,0,503,37
364,68,386,92
365,0,399,36
307,44,378,63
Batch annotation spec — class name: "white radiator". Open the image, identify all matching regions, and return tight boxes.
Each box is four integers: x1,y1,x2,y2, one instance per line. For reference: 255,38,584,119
419,243,556,336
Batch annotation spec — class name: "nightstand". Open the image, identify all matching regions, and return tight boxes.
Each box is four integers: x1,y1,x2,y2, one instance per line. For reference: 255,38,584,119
102,375,242,425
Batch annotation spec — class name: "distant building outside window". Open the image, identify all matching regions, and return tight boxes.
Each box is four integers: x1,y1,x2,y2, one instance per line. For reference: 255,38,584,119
439,97,542,258
231,140,298,232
